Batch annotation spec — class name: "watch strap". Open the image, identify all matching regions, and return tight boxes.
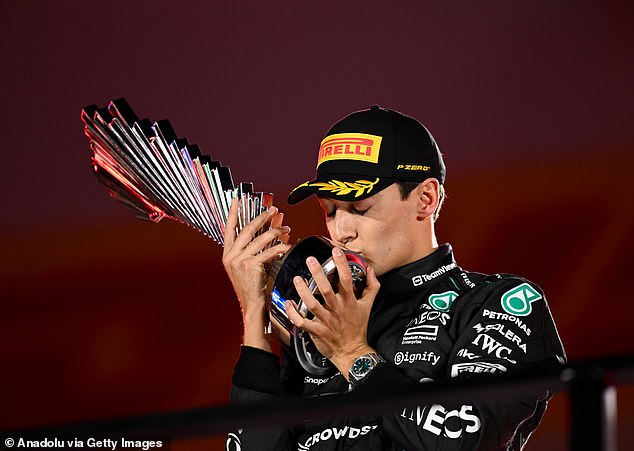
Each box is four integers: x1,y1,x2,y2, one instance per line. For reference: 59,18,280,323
348,352,385,389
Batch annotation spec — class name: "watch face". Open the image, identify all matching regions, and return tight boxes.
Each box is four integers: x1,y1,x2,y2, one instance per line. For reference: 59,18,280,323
352,356,372,377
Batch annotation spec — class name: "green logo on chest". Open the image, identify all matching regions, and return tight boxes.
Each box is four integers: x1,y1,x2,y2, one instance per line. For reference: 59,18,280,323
429,291,459,312
500,283,542,316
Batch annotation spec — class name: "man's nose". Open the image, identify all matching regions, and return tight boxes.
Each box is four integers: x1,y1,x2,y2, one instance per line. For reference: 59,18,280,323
330,211,357,246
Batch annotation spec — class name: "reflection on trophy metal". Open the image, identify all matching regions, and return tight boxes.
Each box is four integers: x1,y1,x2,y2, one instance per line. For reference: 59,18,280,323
81,99,367,375
81,98,274,244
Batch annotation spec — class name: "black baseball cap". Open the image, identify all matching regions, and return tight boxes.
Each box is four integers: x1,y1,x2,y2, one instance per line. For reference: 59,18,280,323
287,105,445,205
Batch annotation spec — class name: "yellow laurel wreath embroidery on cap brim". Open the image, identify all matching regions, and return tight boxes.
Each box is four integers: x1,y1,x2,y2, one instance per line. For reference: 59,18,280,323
290,180,310,194
309,178,380,198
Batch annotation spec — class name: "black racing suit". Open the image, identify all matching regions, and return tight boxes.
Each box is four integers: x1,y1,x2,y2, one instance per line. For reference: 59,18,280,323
226,244,566,450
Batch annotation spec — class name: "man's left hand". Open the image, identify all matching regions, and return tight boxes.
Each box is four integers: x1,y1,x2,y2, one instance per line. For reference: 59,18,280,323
285,247,380,378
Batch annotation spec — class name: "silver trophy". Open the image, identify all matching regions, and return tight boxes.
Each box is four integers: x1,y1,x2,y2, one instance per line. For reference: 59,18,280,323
81,99,366,375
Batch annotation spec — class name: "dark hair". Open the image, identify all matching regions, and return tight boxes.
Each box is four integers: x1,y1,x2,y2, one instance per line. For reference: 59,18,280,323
396,181,446,222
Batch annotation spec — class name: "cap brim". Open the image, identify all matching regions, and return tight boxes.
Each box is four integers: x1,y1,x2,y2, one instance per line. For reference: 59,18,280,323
287,175,394,205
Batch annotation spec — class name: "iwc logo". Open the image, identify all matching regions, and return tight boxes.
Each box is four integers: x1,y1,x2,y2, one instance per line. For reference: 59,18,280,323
500,283,542,316
428,291,458,312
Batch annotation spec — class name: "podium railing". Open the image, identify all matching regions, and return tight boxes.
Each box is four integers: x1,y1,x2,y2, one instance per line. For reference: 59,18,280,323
3,354,633,451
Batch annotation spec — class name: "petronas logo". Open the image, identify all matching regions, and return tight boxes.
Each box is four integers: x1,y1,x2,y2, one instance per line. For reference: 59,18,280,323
429,291,459,312
501,283,542,316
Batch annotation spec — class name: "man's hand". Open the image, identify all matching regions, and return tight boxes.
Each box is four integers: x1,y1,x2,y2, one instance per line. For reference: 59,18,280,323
285,247,381,378
222,199,291,352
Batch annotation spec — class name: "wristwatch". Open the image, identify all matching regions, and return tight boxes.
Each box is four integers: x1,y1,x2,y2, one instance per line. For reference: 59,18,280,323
349,352,385,388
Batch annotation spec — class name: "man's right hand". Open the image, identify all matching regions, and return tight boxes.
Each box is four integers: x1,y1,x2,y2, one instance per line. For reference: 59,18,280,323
222,198,291,352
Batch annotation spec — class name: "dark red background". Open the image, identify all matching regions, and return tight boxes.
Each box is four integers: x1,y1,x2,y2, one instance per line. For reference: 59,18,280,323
1,1,633,449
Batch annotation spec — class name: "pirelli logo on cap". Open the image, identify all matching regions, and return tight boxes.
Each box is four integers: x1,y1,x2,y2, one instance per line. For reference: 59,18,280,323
317,133,382,168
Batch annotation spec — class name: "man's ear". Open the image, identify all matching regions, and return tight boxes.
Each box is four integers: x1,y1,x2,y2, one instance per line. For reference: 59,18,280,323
415,178,440,220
